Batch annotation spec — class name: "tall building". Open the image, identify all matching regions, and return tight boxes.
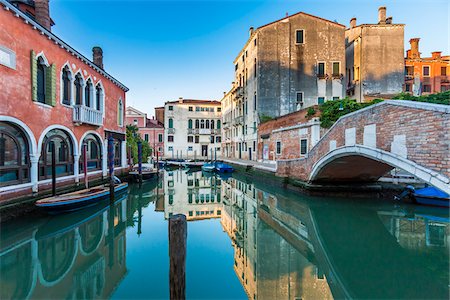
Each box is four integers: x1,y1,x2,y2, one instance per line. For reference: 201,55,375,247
164,98,221,159
125,106,164,157
345,6,405,101
404,38,450,95
0,0,128,201
226,11,346,161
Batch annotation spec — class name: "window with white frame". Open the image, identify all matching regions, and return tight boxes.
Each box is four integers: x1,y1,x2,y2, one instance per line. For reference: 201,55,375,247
300,139,308,155
295,30,304,44
276,141,282,155
61,65,72,105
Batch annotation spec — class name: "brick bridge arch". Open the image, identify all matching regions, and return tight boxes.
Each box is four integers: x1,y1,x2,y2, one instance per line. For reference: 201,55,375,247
277,100,450,193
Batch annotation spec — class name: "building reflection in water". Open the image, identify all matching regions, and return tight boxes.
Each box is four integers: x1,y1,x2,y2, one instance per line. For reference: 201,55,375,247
0,194,128,300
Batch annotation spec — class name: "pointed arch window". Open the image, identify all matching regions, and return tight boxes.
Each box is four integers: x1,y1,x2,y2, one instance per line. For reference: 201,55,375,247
37,57,46,104
85,79,93,107
206,120,210,129
168,118,174,128
211,120,215,129
95,84,103,111
62,66,72,105
188,119,193,129
195,119,199,129
117,99,124,126
74,74,83,105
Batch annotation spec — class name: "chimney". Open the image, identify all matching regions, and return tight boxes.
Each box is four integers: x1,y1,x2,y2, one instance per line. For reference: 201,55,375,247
35,0,51,31
409,38,420,59
386,16,393,24
178,97,183,103
249,27,254,37
92,47,103,69
350,17,357,28
378,6,386,24
432,51,442,60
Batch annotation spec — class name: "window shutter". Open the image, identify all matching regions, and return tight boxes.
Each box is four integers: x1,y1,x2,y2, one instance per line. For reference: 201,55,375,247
31,50,37,101
45,63,56,106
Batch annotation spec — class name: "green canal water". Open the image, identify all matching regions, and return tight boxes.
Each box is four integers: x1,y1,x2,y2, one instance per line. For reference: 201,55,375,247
1,170,449,299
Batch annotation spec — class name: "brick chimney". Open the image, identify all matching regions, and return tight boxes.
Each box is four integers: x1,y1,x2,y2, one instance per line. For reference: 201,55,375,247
378,6,386,24
409,38,420,59
350,17,357,28
92,47,103,69
432,51,442,60
249,27,254,37
35,0,51,31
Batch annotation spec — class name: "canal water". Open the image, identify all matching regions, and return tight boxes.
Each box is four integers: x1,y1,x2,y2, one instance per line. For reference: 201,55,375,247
1,169,449,299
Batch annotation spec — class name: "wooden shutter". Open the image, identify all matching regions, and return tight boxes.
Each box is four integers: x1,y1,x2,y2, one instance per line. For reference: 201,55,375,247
31,50,37,101
45,63,56,106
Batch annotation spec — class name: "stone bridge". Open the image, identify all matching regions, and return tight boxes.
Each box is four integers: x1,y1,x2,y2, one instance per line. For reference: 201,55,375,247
277,100,450,193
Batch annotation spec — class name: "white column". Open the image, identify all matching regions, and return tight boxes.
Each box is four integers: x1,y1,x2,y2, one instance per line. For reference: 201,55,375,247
73,154,80,183
121,140,127,168
30,154,39,193
102,139,108,176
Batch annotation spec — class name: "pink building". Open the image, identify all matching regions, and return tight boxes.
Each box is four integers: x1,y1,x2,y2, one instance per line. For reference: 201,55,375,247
125,107,164,157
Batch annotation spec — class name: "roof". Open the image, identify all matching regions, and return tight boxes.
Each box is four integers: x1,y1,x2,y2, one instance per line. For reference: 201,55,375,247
1,0,129,92
234,11,345,63
164,99,220,105
126,106,146,116
146,119,164,128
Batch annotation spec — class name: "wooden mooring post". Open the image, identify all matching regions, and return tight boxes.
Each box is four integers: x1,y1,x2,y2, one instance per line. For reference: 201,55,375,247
169,214,187,300
107,136,115,202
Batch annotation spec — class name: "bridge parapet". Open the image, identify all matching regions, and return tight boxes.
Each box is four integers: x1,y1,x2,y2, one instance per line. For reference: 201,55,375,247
277,100,450,192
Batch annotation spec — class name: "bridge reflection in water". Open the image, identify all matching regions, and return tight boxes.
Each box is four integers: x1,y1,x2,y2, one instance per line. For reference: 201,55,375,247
0,170,448,299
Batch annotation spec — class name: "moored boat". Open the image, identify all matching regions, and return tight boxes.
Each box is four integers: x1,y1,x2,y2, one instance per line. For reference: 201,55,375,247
202,163,216,172
413,187,449,208
35,183,129,213
395,186,450,208
215,162,234,173
129,163,160,181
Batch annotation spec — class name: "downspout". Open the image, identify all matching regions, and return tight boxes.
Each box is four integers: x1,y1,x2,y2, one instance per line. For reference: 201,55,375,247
360,28,363,102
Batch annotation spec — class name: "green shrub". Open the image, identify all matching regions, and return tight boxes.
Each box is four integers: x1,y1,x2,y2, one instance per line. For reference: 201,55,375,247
126,125,152,164
392,91,450,105
259,114,274,123
306,107,316,118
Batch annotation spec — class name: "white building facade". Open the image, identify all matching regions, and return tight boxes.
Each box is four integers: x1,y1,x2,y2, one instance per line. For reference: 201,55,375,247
164,99,222,160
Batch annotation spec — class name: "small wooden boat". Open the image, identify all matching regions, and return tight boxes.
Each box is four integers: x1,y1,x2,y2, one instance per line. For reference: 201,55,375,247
215,162,234,173
35,183,129,213
202,163,216,172
182,160,204,168
395,186,449,208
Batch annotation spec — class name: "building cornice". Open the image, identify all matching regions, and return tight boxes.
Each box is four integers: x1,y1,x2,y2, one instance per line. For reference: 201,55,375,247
1,0,129,92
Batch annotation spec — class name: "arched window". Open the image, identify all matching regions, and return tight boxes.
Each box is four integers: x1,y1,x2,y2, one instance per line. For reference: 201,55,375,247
168,118,173,128
62,66,72,105
85,79,93,107
39,129,74,179
217,120,221,129
95,85,102,111
206,120,210,129
80,134,102,172
188,119,193,129
37,57,46,103
200,119,205,129
195,119,199,129
0,122,30,186
74,74,83,105
211,120,215,129
117,99,123,126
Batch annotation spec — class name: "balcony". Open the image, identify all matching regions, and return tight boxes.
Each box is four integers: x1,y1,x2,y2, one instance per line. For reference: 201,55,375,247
187,128,198,134
167,128,175,134
232,116,244,126
73,105,103,126
441,76,450,83
211,129,221,135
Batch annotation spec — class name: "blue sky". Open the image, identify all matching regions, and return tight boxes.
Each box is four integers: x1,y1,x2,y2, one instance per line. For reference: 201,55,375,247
51,0,449,115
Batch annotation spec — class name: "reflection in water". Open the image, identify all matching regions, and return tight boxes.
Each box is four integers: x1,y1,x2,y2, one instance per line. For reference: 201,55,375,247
1,170,448,299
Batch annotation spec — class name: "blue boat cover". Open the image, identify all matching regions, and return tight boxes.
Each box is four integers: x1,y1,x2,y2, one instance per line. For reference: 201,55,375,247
414,187,449,199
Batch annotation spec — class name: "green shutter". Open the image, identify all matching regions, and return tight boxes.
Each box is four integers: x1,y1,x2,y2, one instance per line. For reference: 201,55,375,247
46,63,56,106
31,50,37,101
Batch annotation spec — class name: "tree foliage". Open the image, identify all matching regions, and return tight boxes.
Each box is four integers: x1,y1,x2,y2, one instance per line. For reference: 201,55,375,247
392,91,450,105
126,125,152,164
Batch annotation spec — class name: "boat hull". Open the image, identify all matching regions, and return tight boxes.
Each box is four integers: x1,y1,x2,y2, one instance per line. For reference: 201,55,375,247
414,195,450,208
35,183,129,213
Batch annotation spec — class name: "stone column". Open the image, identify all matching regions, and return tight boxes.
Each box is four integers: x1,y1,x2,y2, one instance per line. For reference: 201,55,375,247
74,154,80,183
30,154,40,193
102,139,108,176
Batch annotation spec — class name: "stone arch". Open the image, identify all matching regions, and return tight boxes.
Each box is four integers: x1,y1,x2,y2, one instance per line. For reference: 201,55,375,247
37,124,79,156
35,51,50,67
309,145,450,193
79,131,103,155
0,116,38,155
